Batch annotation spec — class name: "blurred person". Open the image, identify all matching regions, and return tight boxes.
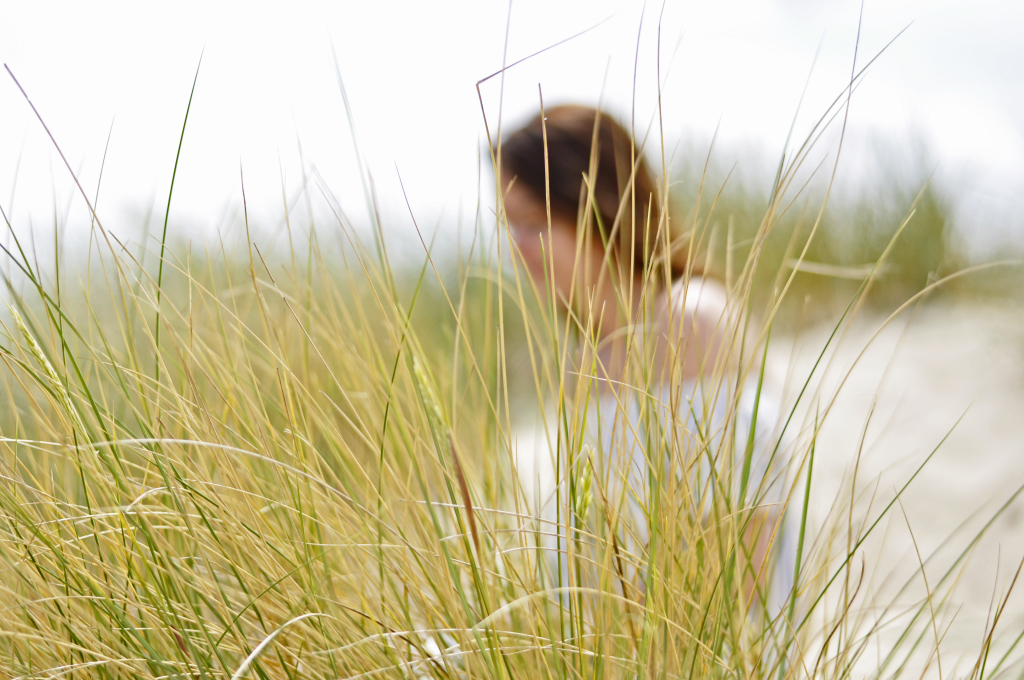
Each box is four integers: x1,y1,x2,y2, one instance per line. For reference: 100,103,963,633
498,104,793,615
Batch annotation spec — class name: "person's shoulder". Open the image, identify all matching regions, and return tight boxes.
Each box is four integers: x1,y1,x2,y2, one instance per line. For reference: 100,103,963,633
669,275,729,323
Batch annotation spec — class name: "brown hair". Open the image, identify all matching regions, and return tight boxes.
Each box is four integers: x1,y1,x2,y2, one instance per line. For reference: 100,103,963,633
500,105,686,281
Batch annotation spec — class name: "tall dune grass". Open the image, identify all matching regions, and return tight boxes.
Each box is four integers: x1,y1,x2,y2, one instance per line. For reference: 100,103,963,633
0,63,1021,680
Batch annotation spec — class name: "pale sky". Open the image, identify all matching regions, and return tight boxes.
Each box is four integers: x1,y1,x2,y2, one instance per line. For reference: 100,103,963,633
2,0,1022,259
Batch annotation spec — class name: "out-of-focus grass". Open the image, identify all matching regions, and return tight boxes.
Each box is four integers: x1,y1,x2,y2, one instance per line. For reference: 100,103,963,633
670,146,968,326
1,70,1022,680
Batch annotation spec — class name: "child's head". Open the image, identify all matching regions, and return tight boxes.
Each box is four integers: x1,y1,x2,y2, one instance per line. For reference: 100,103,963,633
499,105,684,307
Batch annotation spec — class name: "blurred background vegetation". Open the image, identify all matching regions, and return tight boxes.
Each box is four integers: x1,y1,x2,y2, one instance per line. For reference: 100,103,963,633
669,143,979,328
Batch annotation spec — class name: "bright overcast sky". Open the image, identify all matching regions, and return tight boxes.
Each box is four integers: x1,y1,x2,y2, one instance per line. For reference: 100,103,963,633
2,0,1023,258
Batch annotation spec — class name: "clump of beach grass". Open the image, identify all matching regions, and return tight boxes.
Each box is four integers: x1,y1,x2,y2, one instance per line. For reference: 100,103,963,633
0,58,1021,680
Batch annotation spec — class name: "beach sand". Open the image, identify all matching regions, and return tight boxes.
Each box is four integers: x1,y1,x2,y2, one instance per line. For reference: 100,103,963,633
773,299,1024,675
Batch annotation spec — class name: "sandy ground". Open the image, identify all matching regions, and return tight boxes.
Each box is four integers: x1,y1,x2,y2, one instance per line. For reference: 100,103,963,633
771,299,1024,676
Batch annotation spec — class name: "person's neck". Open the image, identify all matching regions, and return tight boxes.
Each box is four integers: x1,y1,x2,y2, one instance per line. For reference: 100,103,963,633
593,272,665,339
588,272,668,386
